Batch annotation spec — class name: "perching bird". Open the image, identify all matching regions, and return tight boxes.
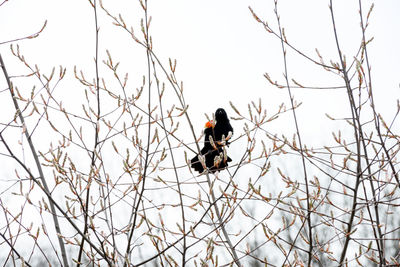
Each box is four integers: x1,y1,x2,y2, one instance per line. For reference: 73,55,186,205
191,108,233,173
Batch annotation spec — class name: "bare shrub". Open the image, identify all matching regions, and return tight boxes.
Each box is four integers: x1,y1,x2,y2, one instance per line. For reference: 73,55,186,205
0,0,398,266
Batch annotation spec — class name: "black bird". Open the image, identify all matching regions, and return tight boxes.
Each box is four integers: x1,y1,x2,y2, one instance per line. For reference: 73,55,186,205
191,108,233,173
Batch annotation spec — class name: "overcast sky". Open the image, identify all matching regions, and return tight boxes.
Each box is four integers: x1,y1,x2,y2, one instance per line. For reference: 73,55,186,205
1,0,399,145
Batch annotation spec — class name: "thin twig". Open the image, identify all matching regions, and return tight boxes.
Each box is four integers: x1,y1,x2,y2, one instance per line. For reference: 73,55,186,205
328,2,366,265
76,0,102,265
0,20,47,45
124,1,153,265
271,1,313,265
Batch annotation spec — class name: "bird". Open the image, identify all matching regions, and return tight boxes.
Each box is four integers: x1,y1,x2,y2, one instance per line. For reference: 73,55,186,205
190,108,233,173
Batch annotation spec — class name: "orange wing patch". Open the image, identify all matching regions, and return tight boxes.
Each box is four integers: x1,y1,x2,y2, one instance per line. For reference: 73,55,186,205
205,120,215,128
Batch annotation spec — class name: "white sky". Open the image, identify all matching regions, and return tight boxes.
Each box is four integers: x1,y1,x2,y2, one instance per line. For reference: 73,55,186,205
1,0,399,142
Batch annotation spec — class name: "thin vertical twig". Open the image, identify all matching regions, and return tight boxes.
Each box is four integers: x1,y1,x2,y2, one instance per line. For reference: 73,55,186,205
358,0,387,263
151,59,188,265
328,1,364,265
76,0,102,265
124,1,153,265
272,1,312,265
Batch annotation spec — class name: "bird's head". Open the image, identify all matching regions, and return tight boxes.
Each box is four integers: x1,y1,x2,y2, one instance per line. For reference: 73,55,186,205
215,108,229,123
